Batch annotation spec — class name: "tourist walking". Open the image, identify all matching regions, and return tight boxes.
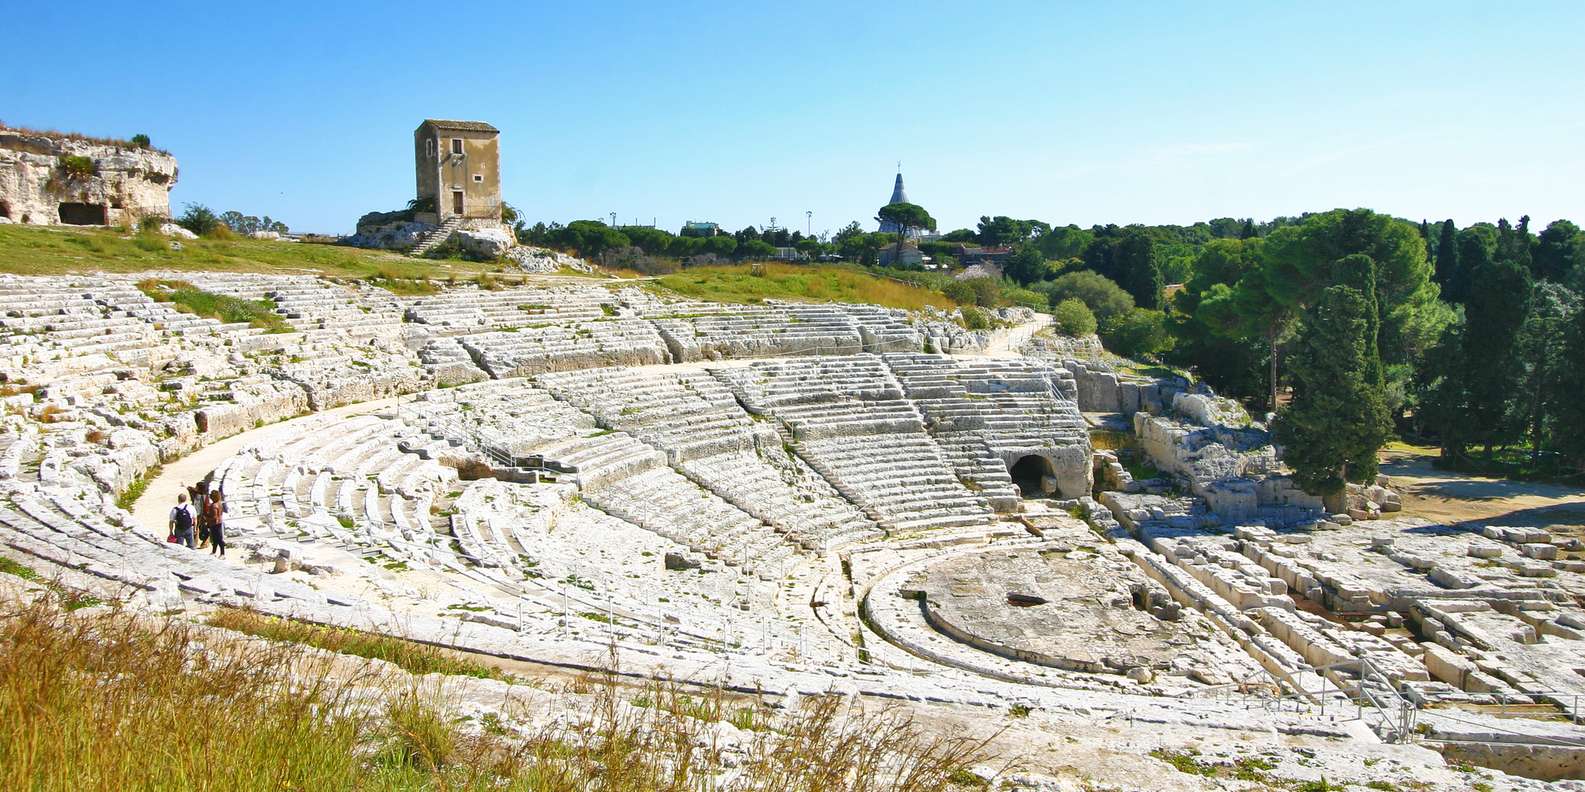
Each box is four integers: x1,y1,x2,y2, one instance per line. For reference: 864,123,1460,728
193,480,211,549
206,489,227,557
168,493,195,549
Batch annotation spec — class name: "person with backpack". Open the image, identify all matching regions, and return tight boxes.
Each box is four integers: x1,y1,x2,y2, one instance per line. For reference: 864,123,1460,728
168,492,196,549
206,489,227,557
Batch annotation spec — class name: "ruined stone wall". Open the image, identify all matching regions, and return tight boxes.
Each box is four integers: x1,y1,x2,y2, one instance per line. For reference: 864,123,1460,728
0,129,178,226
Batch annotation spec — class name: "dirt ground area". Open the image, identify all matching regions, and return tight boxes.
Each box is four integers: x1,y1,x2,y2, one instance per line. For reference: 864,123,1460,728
1379,445,1585,538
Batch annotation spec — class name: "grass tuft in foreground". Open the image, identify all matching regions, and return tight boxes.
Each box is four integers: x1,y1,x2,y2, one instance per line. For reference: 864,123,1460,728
2,594,1001,790
207,607,508,681
136,278,294,333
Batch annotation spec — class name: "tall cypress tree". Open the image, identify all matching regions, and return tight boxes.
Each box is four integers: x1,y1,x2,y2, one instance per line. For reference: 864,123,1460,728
1554,303,1585,472
1116,227,1163,309
1273,284,1391,495
1435,219,1459,293
1461,251,1533,459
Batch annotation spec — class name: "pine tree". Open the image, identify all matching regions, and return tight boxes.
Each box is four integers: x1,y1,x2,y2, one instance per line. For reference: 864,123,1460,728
1273,285,1391,495
1511,282,1579,463
1554,302,1585,472
1435,219,1459,293
1116,228,1163,309
1240,218,1257,240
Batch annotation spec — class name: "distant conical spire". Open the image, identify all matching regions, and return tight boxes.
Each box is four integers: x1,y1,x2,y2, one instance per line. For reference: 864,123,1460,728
888,171,909,205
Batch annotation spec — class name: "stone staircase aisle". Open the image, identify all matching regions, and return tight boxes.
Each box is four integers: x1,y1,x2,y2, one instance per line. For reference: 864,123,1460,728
409,217,464,257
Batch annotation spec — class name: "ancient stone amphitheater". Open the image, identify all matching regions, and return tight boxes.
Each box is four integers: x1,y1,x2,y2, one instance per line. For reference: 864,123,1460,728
3,271,1583,787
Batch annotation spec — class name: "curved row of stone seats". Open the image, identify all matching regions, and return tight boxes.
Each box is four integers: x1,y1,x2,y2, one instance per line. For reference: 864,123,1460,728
647,301,868,361
417,336,489,386
837,305,925,352
680,449,881,551
717,355,907,410
406,379,595,460
2,482,316,604
213,415,461,569
529,431,666,489
536,367,772,461
887,355,1091,501
582,466,797,580
179,274,406,341
441,480,780,652
276,347,424,410
405,285,625,332
797,433,991,533
458,320,669,378
88,282,265,345
0,278,168,374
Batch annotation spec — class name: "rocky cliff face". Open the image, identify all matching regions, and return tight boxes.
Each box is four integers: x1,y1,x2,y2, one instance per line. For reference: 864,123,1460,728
0,128,179,226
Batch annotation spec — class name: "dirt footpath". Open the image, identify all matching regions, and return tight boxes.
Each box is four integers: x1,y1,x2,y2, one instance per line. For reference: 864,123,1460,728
1380,447,1585,535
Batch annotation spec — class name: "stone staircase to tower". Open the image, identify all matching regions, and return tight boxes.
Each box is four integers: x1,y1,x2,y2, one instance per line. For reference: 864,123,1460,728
409,216,464,258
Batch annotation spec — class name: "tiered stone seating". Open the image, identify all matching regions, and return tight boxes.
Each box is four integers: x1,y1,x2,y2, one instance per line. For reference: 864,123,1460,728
535,366,773,461
680,449,880,551
583,466,795,579
409,379,594,458
0,276,164,376
886,354,1092,503
716,356,991,533
215,414,460,568
646,301,866,361
530,431,666,489
405,285,626,333
458,320,669,377
183,274,405,341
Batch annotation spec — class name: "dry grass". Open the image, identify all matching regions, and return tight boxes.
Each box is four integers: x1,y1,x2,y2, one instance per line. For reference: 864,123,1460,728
0,593,1001,790
208,607,508,681
650,263,959,312
0,122,169,154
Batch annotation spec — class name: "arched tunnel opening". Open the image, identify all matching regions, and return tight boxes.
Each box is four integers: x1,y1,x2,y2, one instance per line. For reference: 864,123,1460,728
1009,455,1053,498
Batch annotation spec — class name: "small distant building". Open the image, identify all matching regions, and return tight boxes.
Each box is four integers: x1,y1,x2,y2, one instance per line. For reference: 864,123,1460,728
413,119,501,223
877,244,925,268
955,244,1013,265
681,220,720,237
771,246,807,262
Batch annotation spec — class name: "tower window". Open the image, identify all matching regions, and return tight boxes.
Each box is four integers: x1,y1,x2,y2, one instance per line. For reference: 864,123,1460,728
451,138,463,155
473,174,483,182
425,138,435,158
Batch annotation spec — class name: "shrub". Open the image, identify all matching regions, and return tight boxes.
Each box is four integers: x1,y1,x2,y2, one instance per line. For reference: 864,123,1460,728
137,215,167,233
57,155,95,179
175,203,221,237
958,276,1002,307
1051,298,1097,336
130,133,151,149
961,306,992,330
1039,270,1135,324
1101,307,1175,359
942,280,975,305
999,283,1048,311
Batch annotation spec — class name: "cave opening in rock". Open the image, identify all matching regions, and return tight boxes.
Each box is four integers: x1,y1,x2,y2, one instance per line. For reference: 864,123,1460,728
57,202,107,225
1010,455,1053,498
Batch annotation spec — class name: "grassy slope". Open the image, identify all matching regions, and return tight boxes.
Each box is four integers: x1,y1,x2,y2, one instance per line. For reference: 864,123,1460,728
0,224,491,279
649,262,960,312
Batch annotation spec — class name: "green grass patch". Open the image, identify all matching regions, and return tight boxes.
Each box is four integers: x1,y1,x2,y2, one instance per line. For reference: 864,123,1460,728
114,464,160,511
0,557,40,581
136,279,293,333
0,224,494,279
207,608,509,681
649,262,959,311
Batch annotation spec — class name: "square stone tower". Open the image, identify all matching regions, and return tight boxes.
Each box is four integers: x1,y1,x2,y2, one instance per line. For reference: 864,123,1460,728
413,120,500,223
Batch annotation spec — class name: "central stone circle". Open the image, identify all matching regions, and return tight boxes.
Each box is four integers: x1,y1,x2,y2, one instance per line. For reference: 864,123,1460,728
906,547,1187,676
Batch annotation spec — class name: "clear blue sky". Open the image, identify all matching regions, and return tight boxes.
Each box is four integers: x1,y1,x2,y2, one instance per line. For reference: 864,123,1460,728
5,1,1581,235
